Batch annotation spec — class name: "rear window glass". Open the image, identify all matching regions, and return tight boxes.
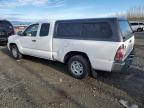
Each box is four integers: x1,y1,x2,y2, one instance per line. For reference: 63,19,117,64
55,22,112,40
0,21,13,33
119,21,133,41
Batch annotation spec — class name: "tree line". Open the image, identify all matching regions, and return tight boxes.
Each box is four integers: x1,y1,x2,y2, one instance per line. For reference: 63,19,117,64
114,6,144,21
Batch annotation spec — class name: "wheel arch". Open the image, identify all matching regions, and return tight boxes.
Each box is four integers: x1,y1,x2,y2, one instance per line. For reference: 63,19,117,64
9,43,23,54
64,51,91,66
9,43,16,49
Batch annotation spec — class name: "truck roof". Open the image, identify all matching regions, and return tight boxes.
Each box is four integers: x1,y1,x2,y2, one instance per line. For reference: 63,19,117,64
58,17,126,21
129,21,144,23
35,17,127,24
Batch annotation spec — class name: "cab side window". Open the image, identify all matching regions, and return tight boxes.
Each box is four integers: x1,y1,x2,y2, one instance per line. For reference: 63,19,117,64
23,24,39,37
40,23,50,37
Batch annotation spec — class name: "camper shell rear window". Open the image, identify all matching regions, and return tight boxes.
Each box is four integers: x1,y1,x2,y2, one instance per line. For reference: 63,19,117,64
118,20,133,41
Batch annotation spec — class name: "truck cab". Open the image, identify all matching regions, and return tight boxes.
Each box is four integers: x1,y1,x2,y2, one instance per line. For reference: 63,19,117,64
8,21,54,60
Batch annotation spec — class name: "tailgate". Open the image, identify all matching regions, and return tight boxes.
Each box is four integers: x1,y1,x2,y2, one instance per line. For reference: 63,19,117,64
123,36,135,60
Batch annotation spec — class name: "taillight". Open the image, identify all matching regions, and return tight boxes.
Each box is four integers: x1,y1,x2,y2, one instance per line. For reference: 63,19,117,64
114,44,125,61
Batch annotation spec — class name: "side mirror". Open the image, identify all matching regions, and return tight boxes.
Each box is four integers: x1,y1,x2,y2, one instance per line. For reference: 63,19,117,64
17,31,23,36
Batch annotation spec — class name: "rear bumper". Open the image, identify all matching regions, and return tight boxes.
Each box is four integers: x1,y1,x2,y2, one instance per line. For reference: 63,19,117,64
112,62,125,72
112,49,135,72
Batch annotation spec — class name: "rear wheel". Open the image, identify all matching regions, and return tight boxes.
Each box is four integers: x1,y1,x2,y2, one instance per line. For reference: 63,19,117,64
11,45,22,60
67,55,90,79
137,28,142,32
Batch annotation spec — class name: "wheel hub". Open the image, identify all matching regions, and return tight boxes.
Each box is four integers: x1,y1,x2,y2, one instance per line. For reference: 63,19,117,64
12,48,17,58
71,61,84,76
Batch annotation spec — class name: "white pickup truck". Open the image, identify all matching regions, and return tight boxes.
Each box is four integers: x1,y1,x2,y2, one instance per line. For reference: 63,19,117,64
129,21,144,32
8,18,135,79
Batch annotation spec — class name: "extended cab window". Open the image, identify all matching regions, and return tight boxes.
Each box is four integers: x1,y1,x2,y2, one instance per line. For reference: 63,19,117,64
40,23,50,37
23,24,39,37
119,21,133,41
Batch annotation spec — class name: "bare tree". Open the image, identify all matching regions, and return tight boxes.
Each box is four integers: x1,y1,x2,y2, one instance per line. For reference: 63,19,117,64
114,6,144,21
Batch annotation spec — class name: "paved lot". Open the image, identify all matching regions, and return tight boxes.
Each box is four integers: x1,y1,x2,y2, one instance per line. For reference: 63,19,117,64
0,33,144,108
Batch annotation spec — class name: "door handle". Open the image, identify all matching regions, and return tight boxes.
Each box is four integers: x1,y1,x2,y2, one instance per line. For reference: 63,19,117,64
32,40,36,42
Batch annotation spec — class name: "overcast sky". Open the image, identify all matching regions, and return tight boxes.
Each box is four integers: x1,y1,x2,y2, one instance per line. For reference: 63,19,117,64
0,0,144,21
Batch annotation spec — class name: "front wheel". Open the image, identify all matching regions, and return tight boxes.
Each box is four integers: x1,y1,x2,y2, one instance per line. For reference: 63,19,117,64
67,55,90,79
11,45,22,60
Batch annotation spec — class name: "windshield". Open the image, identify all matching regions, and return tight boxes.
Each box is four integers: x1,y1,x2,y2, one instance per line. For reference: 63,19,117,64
119,20,133,41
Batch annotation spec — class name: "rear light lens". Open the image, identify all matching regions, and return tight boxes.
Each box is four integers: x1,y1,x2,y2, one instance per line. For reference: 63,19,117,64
114,44,125,61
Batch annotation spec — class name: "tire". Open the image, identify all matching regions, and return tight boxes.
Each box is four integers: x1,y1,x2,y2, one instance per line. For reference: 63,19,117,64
137,28,142,32
11,45,22,60
67,55,90,79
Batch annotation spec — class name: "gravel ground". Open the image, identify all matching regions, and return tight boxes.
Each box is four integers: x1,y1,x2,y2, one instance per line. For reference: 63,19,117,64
0,33,144,108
